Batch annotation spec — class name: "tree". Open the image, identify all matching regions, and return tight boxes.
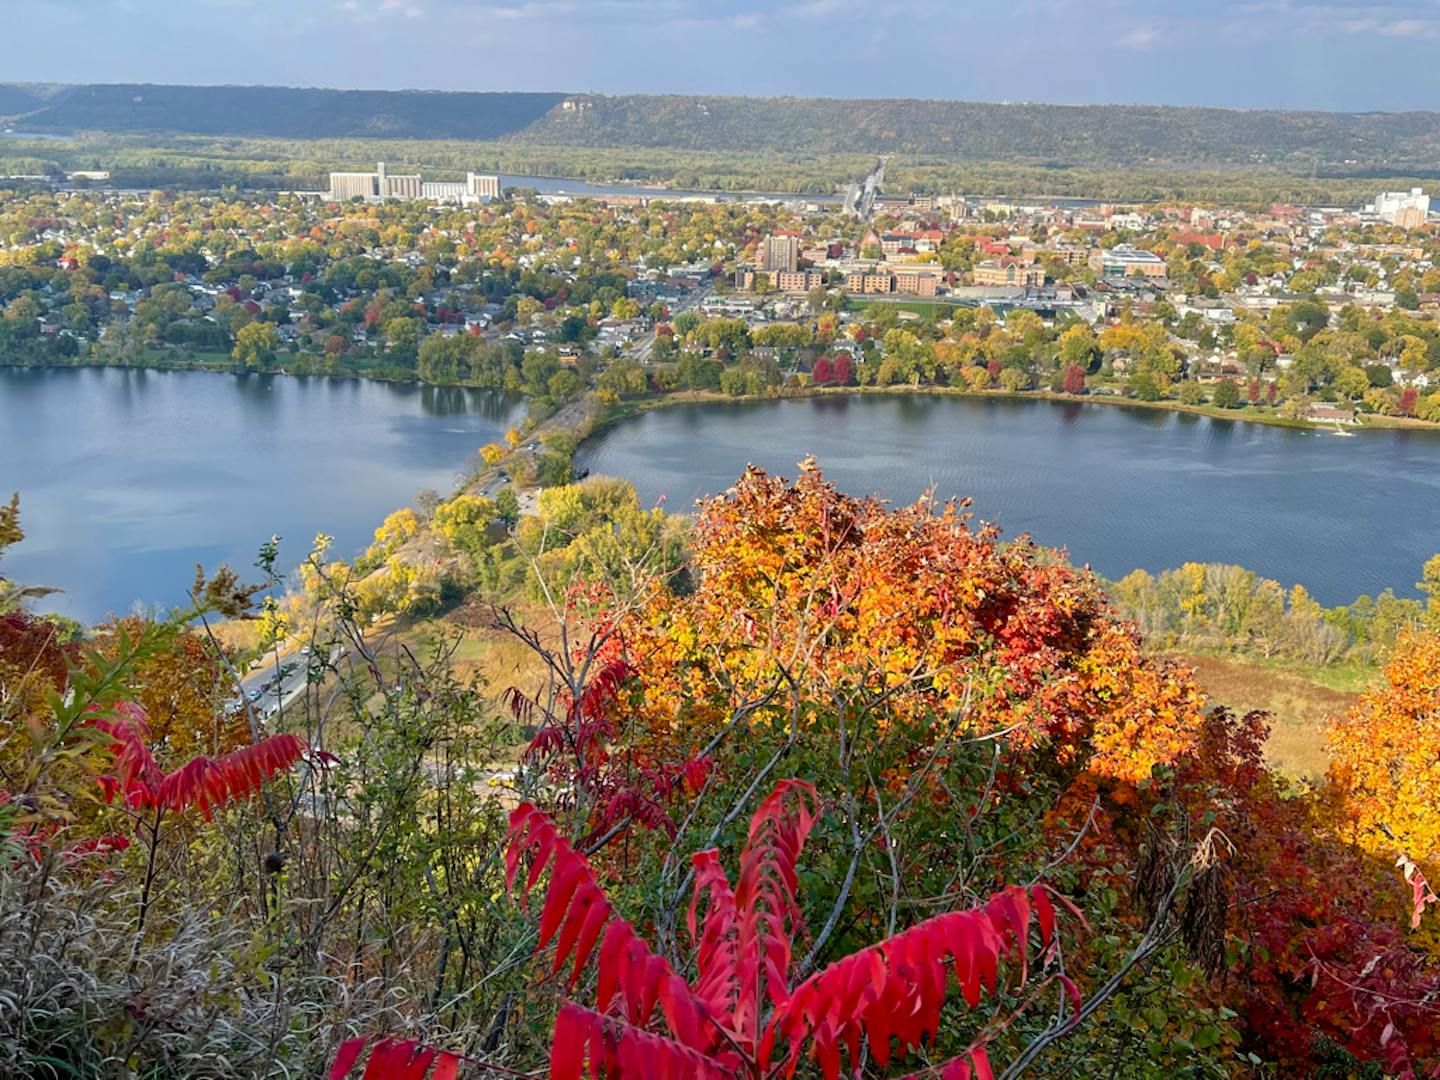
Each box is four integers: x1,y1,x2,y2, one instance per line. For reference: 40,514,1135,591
494,486,520,526
480,442,507,467
1177,381,1206,405
1327,630,1440,871
1212,378,1240,408
999,366,1029,392
1398,387,1419,417
832,353,854,386
1130,371,1162,401
1058,324,1097,369
673,310,700,338
812,356,833,385
1062,364,1086,394
433,494,496,561
382,316,419,364
231,321,277,369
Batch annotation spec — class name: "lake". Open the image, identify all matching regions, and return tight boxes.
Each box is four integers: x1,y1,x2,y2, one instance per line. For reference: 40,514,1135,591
0,367,525,622
575,394,1440,607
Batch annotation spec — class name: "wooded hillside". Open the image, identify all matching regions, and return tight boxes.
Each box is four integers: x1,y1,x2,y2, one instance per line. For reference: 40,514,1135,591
9,83,1440,172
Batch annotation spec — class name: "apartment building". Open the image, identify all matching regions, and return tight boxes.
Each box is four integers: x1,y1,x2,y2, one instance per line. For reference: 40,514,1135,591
760,233,800,273
893,270,939,297
843,270,939,296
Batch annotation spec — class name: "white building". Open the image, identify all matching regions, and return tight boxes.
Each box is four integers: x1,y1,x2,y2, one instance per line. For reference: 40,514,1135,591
1371,188,1430,227
327,163,500,204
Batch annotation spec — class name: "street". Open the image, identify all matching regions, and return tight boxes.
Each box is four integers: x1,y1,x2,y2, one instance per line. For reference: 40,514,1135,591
232,645,339,720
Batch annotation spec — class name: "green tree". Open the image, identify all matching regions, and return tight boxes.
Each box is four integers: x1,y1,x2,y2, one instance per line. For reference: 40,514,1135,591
232,321,278,370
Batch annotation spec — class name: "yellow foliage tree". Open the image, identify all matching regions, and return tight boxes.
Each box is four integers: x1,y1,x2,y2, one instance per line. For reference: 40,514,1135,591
1327,630,1440,868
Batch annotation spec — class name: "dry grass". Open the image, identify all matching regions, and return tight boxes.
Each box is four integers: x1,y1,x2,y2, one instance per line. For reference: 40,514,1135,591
1174,652,1373,778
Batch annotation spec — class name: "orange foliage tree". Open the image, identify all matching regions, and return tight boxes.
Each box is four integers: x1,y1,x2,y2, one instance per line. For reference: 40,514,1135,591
1327,630,1440,872
615,461,1202,786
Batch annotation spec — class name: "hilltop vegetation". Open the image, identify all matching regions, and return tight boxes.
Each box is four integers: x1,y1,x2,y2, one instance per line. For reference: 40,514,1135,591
518,93,1440,170
2,84,566,140
0,84,45,117
8,83,1440,178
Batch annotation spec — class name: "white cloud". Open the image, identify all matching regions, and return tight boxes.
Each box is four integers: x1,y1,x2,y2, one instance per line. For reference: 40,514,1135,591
1119,25,1159,48
793,0,856,17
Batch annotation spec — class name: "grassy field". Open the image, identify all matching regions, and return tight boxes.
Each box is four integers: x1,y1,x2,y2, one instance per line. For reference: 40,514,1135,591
1175,651,1373,778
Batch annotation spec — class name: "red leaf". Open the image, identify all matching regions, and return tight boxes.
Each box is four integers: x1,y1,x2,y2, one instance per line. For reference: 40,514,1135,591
329,1036,462,1080
329,1037,366,1080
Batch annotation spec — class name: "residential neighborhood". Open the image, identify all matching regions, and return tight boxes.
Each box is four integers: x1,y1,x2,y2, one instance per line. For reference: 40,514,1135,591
2,174,1439,424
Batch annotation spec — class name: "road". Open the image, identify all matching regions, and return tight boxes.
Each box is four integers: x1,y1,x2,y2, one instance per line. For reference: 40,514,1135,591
449,278,713,512
234,646,338,720
630,280,713,365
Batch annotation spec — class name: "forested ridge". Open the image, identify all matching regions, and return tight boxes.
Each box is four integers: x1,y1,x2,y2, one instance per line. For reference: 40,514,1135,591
2,84,567,141
11,83,1440,172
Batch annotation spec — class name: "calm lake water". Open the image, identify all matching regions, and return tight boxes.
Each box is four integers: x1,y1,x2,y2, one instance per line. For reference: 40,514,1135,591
1,367,525,622
576,394,1440,607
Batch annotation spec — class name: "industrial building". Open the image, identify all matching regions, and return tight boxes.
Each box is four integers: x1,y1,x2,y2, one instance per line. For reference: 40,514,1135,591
326,162,501,204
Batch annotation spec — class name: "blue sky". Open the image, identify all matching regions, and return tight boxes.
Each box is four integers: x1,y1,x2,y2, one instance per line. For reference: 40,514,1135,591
8,0,1440,112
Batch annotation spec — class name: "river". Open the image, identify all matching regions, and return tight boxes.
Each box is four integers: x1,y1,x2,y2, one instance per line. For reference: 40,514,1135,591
575,394,1440,607
0,367,525,622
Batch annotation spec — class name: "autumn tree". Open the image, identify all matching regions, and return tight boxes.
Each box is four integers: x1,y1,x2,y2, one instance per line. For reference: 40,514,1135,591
232,320,278,369
1327,630,1440,870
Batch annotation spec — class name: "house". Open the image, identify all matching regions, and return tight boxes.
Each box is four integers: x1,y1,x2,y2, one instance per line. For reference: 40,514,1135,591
1306,404,1358,424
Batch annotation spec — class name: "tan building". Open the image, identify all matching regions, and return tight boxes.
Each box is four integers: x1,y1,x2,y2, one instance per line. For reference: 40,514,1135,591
761,233,800,273
328,171,380,201
467,173,501,200
844,272,895,294
1395,205,1427,230
775,270,826,293
972,260,1044,287
893,270,939,297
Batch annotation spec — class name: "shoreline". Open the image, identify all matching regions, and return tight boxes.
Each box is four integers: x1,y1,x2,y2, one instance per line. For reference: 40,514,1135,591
581,382,1440,444
9,358,1436,438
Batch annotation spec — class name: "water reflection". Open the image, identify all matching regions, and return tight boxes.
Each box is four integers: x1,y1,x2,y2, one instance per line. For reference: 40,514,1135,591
1,367,527,621
577,393,1440,606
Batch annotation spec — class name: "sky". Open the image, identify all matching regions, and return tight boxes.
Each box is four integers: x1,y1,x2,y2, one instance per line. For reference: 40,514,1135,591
7,0,1440,112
